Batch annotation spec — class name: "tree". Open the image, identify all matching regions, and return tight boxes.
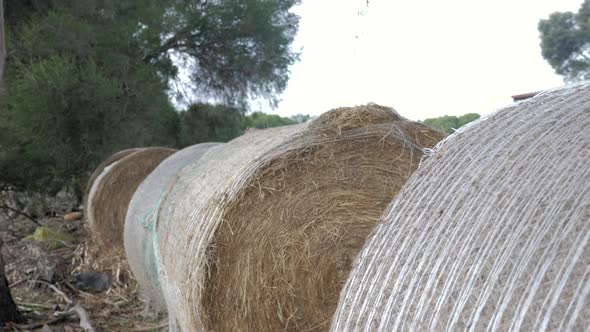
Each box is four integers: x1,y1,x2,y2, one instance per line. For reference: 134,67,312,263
0,1,20,326
1,53,178,194
0,8,180,194
139,0,301,107
177,104,310,147
178,103,245,147
0,1,302,193
0,239,21,325
3,1,300,106
539,1,590,81
423,113,480,134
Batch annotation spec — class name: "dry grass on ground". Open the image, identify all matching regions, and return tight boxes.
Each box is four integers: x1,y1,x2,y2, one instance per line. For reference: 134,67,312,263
2,216,166,332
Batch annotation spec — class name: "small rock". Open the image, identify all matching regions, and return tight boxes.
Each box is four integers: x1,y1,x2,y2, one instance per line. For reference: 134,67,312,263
74,271,112,293
51,186,79,214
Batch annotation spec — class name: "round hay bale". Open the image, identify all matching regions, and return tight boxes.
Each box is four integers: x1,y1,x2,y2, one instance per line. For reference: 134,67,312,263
85,147,176,271
330,84,590,331
83,148,141,205
155,104,444,331
124,142,222,311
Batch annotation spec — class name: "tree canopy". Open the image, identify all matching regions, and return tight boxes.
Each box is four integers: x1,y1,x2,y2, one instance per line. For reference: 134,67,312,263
4,0,300,105
0,1,302,195
539,0,590,81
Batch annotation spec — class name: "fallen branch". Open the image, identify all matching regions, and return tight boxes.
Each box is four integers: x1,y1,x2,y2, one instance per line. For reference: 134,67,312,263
9,315,69,330
17,302,56,310
9,278,27,288
0,205,40,225
64,304,95,332
33,281,96,332
38,281,72,304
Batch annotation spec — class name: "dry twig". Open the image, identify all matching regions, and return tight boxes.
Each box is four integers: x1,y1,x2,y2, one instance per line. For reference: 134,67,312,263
33,280,96,332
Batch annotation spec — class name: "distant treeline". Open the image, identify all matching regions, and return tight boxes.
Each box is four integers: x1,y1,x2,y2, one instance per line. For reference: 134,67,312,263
423,113,481,134
178,103,310,147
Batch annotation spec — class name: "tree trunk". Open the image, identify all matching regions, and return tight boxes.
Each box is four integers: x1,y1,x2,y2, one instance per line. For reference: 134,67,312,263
0,3,21,325
0,239,20,325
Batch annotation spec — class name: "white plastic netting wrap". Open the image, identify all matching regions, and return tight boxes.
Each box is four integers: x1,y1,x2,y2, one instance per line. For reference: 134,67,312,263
331,84,590,331
124,143,221,310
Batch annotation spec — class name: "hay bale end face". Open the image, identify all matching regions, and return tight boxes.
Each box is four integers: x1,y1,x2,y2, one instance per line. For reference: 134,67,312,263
330,85,590,331
156,104,444,331
83,148,141,205
85,147,176,271
124,142,222,311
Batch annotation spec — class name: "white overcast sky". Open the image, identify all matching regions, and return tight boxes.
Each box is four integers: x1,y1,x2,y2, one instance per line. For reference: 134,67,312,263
254,0,584,121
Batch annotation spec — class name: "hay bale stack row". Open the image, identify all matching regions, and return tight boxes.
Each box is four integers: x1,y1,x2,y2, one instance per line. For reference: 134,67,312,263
147,105,443,331
84,147,176,272
330,84,590,331
124,142,222,310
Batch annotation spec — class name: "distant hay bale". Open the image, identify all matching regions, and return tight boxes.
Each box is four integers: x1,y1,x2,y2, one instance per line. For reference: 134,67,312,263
155,104,444,331
85,147,176,271
124,142,222,310
83,148,140,204
330,85,590,331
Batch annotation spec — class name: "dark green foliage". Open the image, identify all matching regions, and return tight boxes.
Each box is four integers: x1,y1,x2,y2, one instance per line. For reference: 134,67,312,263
1,56,177,193
140,0,301,106
3,1,301,104
0,1,301,194
539,1,590,81
177,104,308,147
245,112,297,129
178,103,245,147
423,113,480,134
0,8,178,194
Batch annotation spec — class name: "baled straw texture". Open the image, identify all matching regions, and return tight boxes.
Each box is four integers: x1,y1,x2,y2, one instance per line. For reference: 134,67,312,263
155,104,444,331
331,84,590,331
124,142,222,310
83,148,141,206
85,147,176,271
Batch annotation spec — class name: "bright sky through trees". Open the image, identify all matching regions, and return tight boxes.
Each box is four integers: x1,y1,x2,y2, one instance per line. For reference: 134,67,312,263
264,0,584,120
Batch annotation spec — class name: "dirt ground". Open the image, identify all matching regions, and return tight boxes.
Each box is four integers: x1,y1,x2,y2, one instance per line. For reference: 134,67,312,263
1,215,167,332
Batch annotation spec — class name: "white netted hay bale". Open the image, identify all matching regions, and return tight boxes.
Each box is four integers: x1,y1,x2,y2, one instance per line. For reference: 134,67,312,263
124,142,222,311
330,84,590,331
155,104,444,331
84,147,176,274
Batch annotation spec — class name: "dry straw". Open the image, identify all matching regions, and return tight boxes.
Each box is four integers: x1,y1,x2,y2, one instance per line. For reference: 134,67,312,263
124,142,222,310
331,84,590,331
83,148,140,204
84,147,176,272
154,104,444,331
